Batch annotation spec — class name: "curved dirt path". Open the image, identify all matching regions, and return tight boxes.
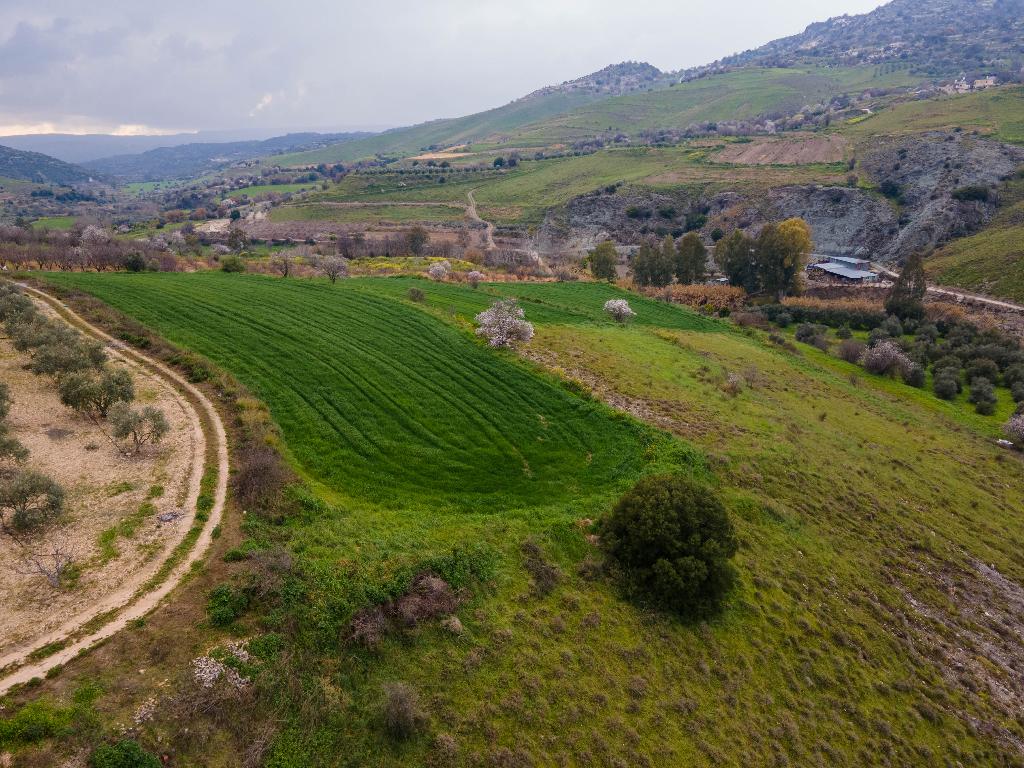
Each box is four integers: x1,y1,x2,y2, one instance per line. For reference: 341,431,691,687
874,266,1024,313
0,286,229,695
467,189,496,251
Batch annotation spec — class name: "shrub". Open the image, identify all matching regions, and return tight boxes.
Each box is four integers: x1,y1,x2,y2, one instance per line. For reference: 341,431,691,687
600,475,738,619
407,287,426,303
475,299,534,348
860,341,913,378
774,312,792,328
838,339,867,364
427,260,450,281
382,682,425,740
836,324,852,340
795,323,826,344
880,315,904,337
207,584,249,626
968,377,997,415
0,470,64,535
1005,414,1024,446
466,270,485,288
220,255,246,273
952,185,990,202
1013,381,1024,404
90,740,161,768
934,373,960,400
966,357,1000,385
603,299,636,323
902,363,926,388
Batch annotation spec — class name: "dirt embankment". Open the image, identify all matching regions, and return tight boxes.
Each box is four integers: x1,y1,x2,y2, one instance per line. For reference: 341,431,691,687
715,135,848,165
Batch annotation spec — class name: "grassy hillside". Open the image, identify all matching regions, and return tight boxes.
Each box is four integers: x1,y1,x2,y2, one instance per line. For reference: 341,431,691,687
18,272,1024,767
841,86,1024,145
275,65,922,167
300,148,845,225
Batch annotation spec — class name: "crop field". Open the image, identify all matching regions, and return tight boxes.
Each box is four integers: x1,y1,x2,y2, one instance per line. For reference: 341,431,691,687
268,202,466,225
225,182,323,200
29,215,77,230
23,270,1024,767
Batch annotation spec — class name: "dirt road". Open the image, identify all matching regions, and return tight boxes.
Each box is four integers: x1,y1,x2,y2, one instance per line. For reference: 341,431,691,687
467,189,496,251
0,287,229,695
874,266,1024,313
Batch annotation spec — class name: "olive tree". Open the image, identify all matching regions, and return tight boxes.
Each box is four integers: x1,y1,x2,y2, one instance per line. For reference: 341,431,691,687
109,403,170,455
0,470,64,538
58,367,134,418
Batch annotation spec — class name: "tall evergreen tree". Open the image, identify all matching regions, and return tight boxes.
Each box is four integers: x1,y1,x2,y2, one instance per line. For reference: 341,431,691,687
715,230,758,292
588,241,618,282
675,233,707,284
631,239,675,287
884,251,927,320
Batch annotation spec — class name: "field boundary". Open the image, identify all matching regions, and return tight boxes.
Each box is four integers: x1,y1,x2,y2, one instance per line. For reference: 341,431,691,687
0,286,229,695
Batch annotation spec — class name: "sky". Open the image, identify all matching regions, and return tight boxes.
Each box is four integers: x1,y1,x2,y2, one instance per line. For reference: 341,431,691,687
0,0,886,137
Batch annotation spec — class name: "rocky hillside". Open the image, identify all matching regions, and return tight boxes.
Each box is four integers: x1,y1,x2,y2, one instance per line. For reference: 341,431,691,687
525,62,665,99
549,131,1024,264
720,0,1024,77
0,145,96,185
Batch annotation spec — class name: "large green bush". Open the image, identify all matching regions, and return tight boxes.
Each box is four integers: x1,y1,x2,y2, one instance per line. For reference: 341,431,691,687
90,739,161,768
600,475,738,619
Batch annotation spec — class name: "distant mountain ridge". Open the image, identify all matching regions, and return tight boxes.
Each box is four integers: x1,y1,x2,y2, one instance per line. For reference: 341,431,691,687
83,132,371,182
0,145,96,185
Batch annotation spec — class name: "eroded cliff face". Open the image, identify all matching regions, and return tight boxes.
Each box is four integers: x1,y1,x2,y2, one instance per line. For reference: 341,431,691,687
545,132,1024,264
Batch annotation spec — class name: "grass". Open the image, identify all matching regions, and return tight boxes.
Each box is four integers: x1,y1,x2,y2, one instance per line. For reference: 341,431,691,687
273,64,923,167
311,148,844,225
925,175,1024,302
225,182,322,200
841,85,1024,145
19,271,1024,766
30,216,76,231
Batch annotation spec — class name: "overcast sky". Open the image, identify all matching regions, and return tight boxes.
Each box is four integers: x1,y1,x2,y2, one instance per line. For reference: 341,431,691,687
0,0,886,137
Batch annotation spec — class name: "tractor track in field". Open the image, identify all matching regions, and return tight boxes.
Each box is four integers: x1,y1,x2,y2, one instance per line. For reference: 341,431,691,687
0,286,229,695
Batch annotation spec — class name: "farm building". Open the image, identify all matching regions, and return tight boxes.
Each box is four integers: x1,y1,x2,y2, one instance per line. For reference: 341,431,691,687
807,255,878,283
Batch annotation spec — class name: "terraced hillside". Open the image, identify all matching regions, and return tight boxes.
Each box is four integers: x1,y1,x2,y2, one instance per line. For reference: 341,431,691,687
17,271,1024,767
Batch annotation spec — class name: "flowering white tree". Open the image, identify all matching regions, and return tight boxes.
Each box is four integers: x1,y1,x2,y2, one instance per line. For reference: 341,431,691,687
467,270,485,288
604,299,636,323
427,260,451,281
1005,414,1024,447
475,299,534,348
860,340,914,378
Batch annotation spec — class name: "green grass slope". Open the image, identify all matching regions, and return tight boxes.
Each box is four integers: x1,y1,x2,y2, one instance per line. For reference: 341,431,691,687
275,65,922,167
20,273,1024,767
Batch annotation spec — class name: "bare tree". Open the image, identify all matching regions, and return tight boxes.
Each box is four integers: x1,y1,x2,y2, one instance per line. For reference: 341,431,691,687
14,536,76,588
317,256,349,284
271,251,296,278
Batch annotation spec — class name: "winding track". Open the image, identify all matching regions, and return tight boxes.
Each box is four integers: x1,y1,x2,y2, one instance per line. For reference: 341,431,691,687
0,286,229,695
467,189,496,251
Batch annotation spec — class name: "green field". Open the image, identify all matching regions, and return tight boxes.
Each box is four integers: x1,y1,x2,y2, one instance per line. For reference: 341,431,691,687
268,202,466,224
30,215,77,230
24,271,1024,766
225,182,322,200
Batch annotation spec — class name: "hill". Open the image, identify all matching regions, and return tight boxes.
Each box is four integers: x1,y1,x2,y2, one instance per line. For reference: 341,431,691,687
84,132,371,182
25,271,1024,766
720,0,1024,76
0,145,96,185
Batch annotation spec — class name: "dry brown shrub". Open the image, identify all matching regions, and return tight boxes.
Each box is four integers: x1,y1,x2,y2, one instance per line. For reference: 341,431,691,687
639,283,746,312
232,444,291,510
393,573,459,627
382,682,426,740
782,296,883,313
732,311,770,329
521,539,562,597
350,604,390,649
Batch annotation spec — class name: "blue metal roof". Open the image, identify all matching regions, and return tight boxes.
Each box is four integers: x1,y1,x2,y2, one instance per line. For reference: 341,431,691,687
808,262,876,280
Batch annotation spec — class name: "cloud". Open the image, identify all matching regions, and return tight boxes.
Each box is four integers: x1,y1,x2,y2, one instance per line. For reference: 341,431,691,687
0,0,887,135
249,93,274,118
